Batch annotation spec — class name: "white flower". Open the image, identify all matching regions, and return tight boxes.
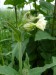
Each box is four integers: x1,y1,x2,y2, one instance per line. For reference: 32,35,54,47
37,14,45,19
23,22,35,31
23,13,47,31
35,14,47,31
36,18,47,31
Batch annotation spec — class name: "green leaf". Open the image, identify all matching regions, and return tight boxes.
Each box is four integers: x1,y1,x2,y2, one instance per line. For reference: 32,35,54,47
41,52,52,64
5,22,21,41
0,65,18,75
17,3,25,9
52,57,56,75
0,38,11,43
29,62,56,75
4,0,25,6
53,67,56,75
46,0,54,2
29,0,37,3
12,43,19,64
24,53,30,69
35,30,56,41
4,0,18,6
22,39,29,55
12,39,29,62
12,41,29,74
40,0,54,12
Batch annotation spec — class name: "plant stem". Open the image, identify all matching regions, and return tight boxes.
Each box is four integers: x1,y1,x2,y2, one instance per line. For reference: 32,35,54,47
34,0,37,16
51,0,56,36
51,0,56,55
19,42,22,75
14,5,17,28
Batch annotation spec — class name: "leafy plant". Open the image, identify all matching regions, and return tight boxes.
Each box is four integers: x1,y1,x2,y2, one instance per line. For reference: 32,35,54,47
0,0,56,75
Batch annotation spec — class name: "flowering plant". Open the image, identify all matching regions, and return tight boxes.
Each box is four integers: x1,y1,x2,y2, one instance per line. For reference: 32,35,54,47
23,14,47,31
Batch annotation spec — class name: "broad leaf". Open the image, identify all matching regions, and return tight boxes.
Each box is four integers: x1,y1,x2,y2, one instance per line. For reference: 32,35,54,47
40,0,54,12
0,65,18,75
29,62,56,75
35,30,56,41
4,0,25,6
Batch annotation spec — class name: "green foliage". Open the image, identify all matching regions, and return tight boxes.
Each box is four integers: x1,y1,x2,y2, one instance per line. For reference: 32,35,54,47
46,0,54,2
0,65,18,75
35,30,56,41
40,0,54,14
4,0,25,6
0,0,56,75
30,62,56,75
